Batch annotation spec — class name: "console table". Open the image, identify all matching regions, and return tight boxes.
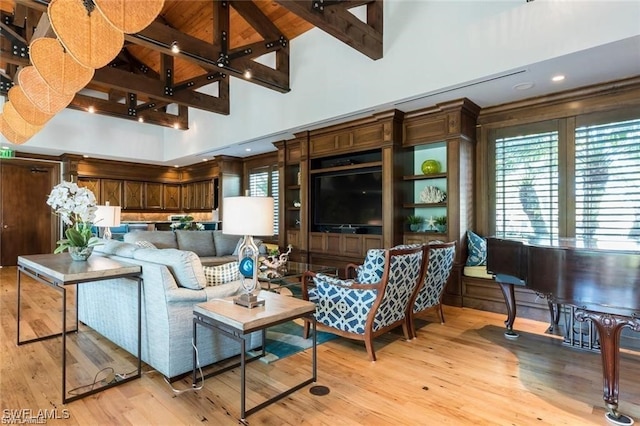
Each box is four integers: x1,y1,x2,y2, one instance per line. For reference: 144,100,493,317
193,290,317,420
17,253,143,403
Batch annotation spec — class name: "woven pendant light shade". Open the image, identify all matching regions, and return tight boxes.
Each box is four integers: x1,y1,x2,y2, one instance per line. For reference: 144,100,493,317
18,66,74,115
94,0,165,34
8,86,55,126
49,0,124,69
30,37,94,95
2,102,44,139
0,114,30,145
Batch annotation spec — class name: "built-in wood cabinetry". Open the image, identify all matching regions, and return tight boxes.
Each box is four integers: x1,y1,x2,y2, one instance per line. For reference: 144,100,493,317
71,156,240,213
163,184,181,210
145,182,163,209
276,110,404,269
101,179,123,206
401,98,480,306
123,181,144,209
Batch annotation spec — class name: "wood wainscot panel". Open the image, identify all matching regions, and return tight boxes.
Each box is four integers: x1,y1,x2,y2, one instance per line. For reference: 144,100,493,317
362,235,383,254
308,233,326,252
326,234,341,253
286,230,300,249
343,234,363,257
403,113,448,147
462,275,550,323
145,182,163,209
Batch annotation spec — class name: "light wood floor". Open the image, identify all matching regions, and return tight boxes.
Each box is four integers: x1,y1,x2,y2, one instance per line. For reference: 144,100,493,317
1,265,639,426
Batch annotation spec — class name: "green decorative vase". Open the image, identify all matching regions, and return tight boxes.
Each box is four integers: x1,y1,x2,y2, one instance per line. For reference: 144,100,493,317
421,159,441,175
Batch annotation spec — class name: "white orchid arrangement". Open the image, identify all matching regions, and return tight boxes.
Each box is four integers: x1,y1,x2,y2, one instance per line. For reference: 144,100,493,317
46,181,102,253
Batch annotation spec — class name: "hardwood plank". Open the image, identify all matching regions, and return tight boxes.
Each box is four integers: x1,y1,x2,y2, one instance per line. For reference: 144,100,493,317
1,266,639,424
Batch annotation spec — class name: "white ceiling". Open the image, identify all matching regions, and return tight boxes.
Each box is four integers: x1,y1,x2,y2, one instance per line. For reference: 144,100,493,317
6,35,640,164
204,35,640,159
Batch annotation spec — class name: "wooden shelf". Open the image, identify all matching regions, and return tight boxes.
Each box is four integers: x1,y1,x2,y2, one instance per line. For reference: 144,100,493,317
310,161,383,175
287,207,300,211
403,173,447,181
287,185,300,190
403,202,447,208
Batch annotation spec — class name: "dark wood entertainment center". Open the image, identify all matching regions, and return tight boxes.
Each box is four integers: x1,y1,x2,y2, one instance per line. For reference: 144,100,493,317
276,99,479,306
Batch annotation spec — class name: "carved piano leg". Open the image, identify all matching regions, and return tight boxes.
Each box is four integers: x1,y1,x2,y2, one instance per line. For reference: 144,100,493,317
546,302,561,333
497,282,519,339
575,309,640,426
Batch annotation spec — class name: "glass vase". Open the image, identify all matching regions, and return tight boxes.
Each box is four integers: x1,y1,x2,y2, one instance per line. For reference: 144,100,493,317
68,246,93,261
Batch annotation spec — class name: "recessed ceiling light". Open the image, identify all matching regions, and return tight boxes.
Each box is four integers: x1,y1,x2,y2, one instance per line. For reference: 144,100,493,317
138,117,144,123
245,148,252,152
88,106,95,113
173,123,180,129
551,74,565,82
202,158,208,162
174,165,179,168
512,82,534,91
83,155,89,158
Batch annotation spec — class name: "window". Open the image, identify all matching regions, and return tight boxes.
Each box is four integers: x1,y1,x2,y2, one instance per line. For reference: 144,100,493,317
494,128,559,239
491,114,640,241
575,118,640,240
248,165,279,235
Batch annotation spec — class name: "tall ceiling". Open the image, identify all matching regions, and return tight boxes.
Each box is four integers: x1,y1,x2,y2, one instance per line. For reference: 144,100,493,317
1,0,382,129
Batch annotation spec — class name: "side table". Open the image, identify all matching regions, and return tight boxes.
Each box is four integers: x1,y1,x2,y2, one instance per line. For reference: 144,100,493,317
193,290,317,420
17,253,143,403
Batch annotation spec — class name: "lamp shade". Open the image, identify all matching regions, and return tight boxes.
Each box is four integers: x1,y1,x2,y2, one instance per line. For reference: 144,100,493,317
93,205,122,227
223,196,274,236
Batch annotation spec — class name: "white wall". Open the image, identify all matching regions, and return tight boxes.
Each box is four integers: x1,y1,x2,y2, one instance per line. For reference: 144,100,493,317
4,1,639,163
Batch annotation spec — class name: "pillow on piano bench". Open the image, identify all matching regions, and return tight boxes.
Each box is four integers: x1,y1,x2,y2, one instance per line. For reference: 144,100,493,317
463,265,493,280
465,230,487,266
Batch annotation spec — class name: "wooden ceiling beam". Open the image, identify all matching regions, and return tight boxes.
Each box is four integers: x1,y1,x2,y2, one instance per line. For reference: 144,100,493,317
275,0,383,60
71,92,188,129
93,67,229,115
230,0,281,40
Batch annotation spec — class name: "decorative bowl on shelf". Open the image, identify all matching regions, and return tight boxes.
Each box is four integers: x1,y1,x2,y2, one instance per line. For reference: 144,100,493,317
421,159,441,175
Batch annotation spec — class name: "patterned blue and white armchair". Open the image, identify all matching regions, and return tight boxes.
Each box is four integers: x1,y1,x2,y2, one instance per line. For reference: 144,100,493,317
410,241,456,336
301,246,427,361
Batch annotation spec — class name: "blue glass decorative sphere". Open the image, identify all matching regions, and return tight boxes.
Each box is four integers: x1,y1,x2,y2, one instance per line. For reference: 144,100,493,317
239,256,254,278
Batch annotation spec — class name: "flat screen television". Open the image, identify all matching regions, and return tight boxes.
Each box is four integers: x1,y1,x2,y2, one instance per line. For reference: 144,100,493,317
312,167,383,231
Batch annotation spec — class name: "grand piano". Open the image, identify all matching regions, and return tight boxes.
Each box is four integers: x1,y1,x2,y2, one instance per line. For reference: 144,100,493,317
486,237,640,425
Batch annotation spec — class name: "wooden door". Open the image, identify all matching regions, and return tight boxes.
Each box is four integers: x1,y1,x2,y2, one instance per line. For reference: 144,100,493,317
0,159,58,266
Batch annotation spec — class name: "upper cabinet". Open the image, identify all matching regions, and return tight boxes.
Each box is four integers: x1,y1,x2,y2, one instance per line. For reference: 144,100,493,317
123,181,144,209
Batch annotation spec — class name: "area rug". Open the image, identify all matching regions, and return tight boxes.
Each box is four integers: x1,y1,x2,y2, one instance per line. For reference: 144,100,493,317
253,321,338,364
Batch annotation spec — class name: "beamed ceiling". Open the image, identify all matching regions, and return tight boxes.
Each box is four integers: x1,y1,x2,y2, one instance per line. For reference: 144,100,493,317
0,0,383,129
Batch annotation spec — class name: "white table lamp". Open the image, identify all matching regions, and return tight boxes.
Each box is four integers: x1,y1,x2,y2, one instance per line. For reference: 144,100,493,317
93,202,122,240
223,196,274,308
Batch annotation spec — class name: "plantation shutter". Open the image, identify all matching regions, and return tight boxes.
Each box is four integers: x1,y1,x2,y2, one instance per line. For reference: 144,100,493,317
574,117,640,240
248,166,279,235
494,128,559,239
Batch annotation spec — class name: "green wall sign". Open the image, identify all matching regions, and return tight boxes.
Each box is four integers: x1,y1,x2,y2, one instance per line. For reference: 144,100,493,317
0,148,15,158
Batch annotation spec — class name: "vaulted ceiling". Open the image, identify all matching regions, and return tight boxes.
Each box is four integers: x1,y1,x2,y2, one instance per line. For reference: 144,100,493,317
1,0,383,129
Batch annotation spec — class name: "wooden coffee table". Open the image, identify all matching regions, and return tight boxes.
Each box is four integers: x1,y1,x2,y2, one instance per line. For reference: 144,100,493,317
192,290,317,420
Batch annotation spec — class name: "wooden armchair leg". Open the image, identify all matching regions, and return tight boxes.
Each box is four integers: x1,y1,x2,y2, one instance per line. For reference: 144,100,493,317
438,304,446,324
401,322,412,341
364,338,377,362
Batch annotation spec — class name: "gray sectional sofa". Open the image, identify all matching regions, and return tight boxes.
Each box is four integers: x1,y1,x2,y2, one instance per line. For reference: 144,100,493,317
123,230,246,265
77,239,262,380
